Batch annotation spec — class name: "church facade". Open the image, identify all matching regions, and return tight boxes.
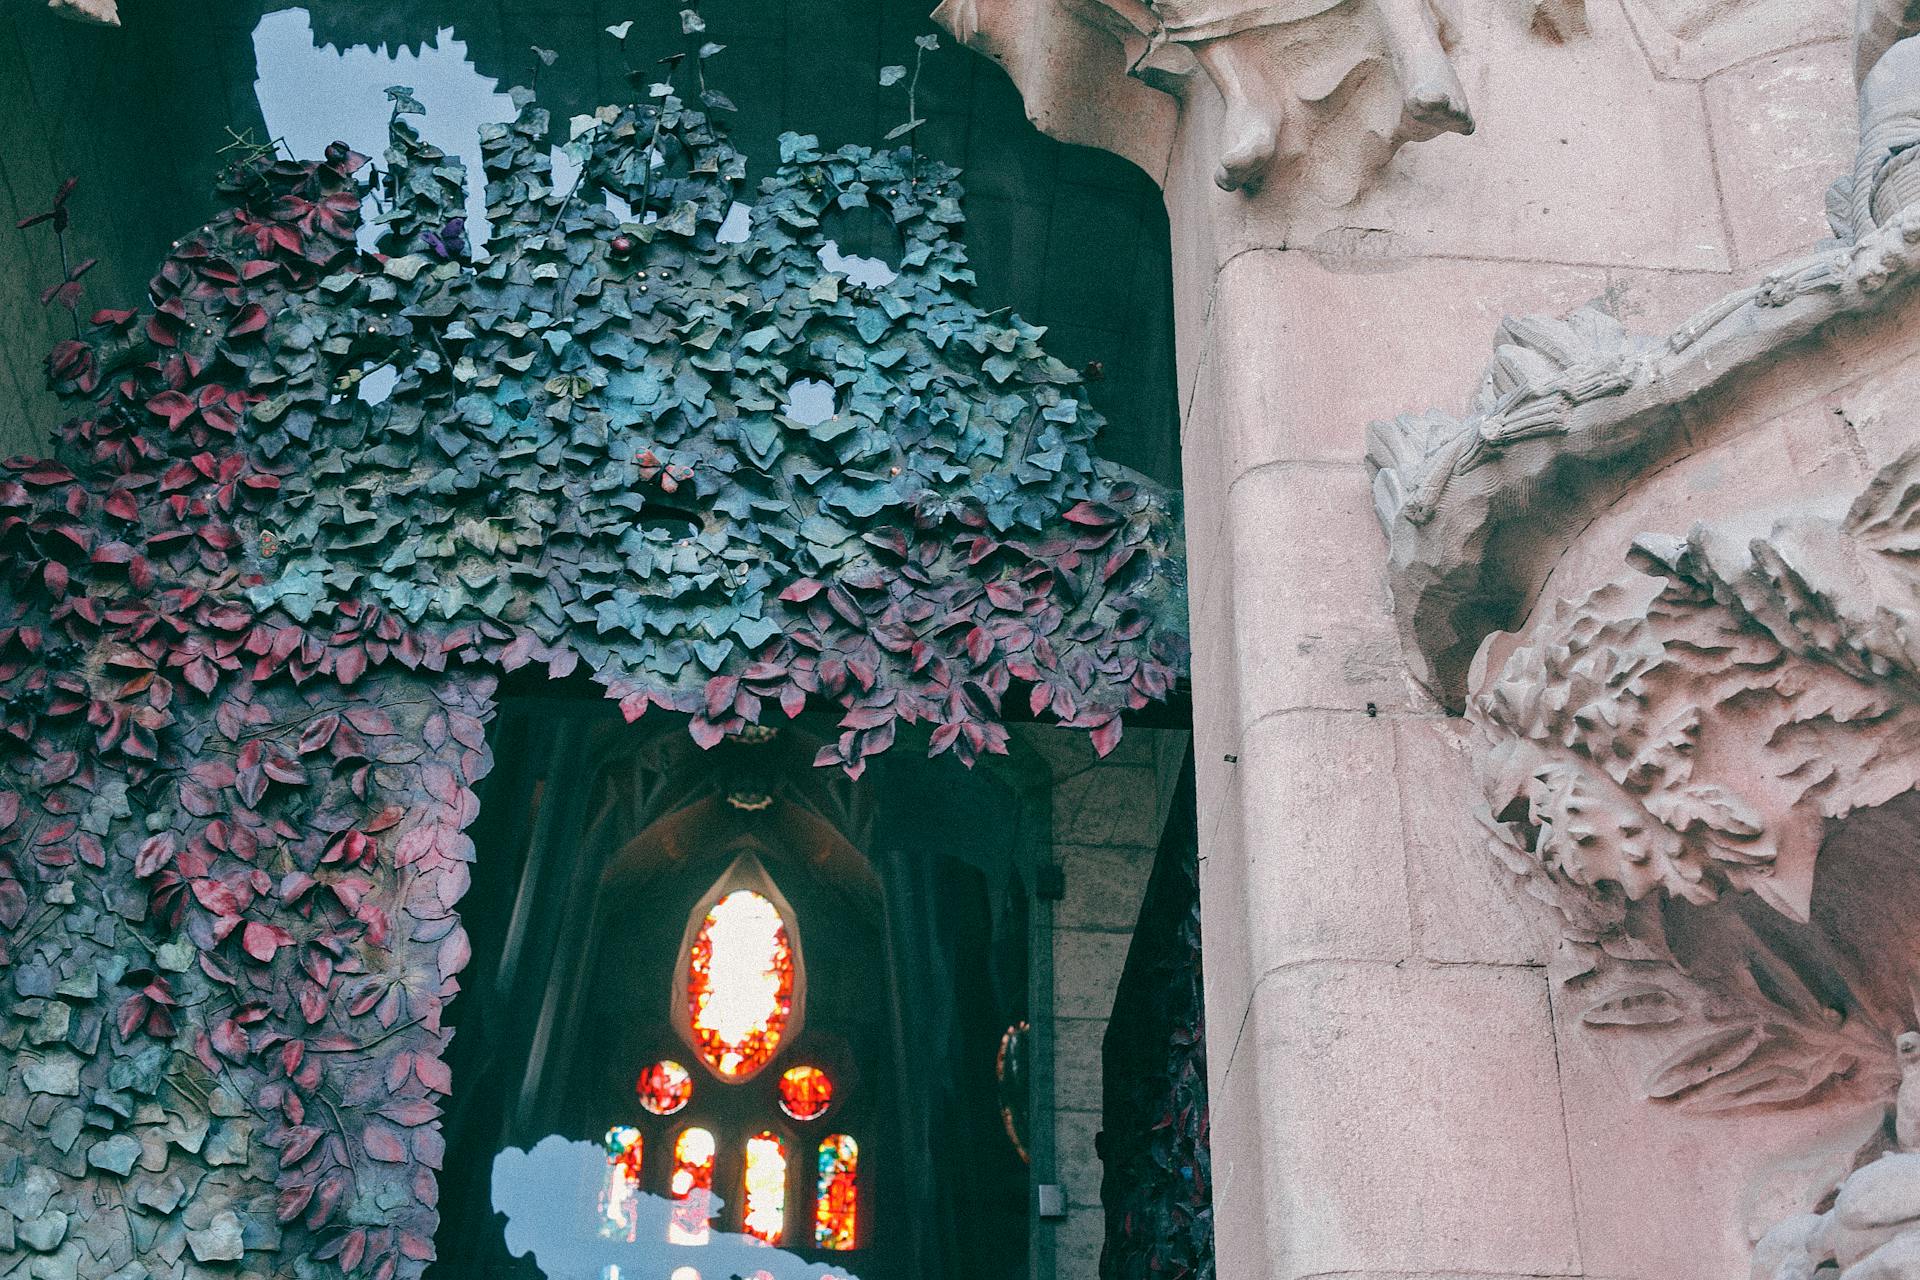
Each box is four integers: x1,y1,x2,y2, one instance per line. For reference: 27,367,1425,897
1,1,1917,1279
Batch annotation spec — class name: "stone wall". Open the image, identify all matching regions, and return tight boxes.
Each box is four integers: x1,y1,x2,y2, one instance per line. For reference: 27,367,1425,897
1018,723,1190,1276
947,0,1919,1275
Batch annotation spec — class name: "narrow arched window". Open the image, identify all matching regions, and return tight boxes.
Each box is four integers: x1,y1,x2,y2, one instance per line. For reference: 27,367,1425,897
741,1130,789,1244
597,1126,642,1243
668,1126,716,1246
815,1134,859,1250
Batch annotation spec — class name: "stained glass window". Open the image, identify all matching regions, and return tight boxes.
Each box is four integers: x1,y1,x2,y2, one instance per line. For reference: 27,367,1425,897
777,1065,833,1121
637,1059,693,1116
686,889,795,1080
597,1126,643,1243
668,1127,716,1246
814,1135,859,1250
741,1131,788,1244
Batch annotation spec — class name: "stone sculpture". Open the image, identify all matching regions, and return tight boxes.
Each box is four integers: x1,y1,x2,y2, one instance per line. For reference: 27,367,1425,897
1367,5,1920,706
1107,0,1476,191
937,0,1477,196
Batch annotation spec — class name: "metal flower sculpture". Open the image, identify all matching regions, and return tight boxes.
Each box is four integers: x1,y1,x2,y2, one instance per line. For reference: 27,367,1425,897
0,78,1184,1280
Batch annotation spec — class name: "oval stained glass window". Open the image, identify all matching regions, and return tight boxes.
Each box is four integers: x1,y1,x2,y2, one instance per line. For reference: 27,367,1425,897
778,1065,833,1121
686,889,795,1080
741,1131,788,1244
637,1059,693,1115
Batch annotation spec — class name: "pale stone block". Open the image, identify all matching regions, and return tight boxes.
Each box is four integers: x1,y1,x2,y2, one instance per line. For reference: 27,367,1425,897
1055,1107,1104,1208
1530,407,1860,622
1209,1046,1279,1280
1599,265,1748,335
1054,929,1132,1018
1394,716,1557,966
1830,343,1920,473
1623,0,1851,81
1053,1017,1106,1113
1227,464,1416,718
1242,960,1581,1278
1056,844,1156,931
1205,251,1610,470
1205,0,1730,272
1229,711,1414,983
1704,41,1857,269
1196,751,1255,1060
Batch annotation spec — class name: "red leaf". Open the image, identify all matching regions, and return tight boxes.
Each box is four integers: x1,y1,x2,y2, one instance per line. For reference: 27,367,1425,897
780,578,825,602
1090,716,1123,757
146,390,196,429
276,1182,315,1222
415,1054,452,1094
363,1123,409,1163
242,919,293,962
211,1017,250,1061
228,303,269,337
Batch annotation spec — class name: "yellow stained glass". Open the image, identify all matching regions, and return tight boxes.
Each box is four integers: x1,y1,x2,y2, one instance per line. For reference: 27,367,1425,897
741,1130,788,1244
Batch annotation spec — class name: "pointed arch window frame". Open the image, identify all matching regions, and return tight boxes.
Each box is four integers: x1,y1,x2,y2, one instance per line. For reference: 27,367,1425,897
670,850,809,1085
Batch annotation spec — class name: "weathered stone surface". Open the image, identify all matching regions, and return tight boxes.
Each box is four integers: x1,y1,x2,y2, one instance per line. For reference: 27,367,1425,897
1227,464,1413,718
1230,712,1413,976
1242,960,1580,1277
1704,40,1858,268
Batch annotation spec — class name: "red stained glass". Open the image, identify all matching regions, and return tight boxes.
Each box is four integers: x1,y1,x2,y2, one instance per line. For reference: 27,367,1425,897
777,1065,833,1122
741,1131,788,1244
686,889,794,1080
637,1059,693,1116
814,1134,858,1250
669,1127,716,1246
597,1126,643,1243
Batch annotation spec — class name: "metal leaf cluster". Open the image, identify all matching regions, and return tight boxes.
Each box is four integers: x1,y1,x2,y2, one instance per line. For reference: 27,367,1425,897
0,79,1186,1280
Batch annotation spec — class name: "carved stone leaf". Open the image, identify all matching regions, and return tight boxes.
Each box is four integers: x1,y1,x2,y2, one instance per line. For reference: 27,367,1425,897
1644,1025,1766,1100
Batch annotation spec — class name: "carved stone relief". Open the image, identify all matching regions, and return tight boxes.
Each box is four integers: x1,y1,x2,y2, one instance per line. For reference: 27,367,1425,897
1367,5,1920,708
1364,6,1920,1272
1468,450,1920,1273
937,0,1486,197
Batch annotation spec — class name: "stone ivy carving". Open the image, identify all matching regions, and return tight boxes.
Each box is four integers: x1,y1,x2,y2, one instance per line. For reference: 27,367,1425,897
1367,13,1920,707
1472,448,1920,1117
0,68,1185,1280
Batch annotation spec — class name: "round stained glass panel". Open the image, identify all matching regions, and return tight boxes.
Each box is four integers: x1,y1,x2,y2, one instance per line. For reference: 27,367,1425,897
778,1064,834,1121
637,1059,693,1116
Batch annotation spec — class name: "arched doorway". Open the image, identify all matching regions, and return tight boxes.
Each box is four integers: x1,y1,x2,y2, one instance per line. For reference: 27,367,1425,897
431,697,1047,1279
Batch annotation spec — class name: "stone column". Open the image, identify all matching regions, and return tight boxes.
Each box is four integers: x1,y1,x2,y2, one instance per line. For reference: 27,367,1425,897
944,0,1884,1275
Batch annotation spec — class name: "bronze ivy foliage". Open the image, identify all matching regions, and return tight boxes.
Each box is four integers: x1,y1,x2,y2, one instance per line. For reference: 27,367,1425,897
251,89,1186,773
0,79,1184,1280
